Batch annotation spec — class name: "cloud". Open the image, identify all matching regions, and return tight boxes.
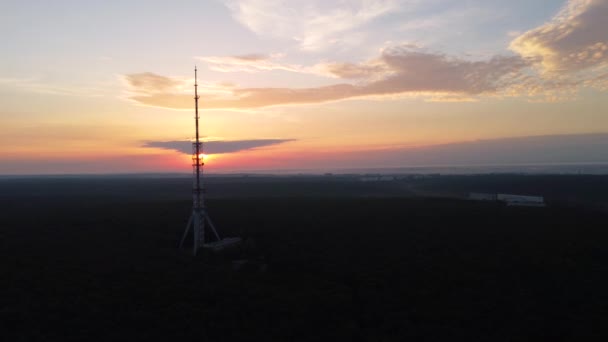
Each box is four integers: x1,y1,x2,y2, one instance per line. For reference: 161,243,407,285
500,0,608,101
510,0,608,73
228,54,267,61
319,60,389,79
199,52,388,79
123,73,181,93
113,0,608,109
198,53,307,73
125,0,608,109
143,139,295,154
370,47,529,94
224,0,401,51
126,45,530,109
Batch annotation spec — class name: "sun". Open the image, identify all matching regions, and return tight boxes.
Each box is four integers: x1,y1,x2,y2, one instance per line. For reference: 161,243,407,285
198,153,216,163
183,153,216,166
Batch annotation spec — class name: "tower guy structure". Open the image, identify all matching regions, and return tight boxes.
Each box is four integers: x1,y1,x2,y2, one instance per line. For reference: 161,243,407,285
179,67,240,256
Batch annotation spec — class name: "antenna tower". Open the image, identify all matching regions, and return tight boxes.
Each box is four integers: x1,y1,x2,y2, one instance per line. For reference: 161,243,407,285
179,67,240,255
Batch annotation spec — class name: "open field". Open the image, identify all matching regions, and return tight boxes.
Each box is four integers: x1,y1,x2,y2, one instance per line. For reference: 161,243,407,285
2,175,608,341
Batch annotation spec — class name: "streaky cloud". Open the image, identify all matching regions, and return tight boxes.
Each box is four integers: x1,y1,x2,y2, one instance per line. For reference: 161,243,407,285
231,54,269,61
224,0,400,51
126,46,529,109
124,73,181,94
198,53,305,73
125,0,608,110
143,139,296,155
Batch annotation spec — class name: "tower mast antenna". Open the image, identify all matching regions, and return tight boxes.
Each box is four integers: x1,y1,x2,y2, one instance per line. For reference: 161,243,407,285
179,66,240,255
194,65,201,211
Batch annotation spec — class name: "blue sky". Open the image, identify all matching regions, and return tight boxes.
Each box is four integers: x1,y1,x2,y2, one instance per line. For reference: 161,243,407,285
0,1,566,77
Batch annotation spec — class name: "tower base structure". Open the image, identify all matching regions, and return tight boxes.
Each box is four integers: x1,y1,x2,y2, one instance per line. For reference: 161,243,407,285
179,208,241,256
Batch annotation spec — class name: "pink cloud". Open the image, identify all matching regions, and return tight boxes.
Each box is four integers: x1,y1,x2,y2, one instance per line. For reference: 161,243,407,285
126,46,529,109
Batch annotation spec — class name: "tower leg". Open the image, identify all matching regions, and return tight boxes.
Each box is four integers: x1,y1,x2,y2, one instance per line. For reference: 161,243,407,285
179,213,194,249
190,210,207,256
205,213,221,241
193,213,201,256
180,209,230,255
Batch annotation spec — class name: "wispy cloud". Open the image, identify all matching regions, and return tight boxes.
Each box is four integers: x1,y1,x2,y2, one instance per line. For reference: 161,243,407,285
122,72,238,106
319,59,389,80
124,0,608,108
224,0,402,51
123,73,182,94
126,45,529,109
198,53,306,73
143,139,295,154
199,52,387,79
